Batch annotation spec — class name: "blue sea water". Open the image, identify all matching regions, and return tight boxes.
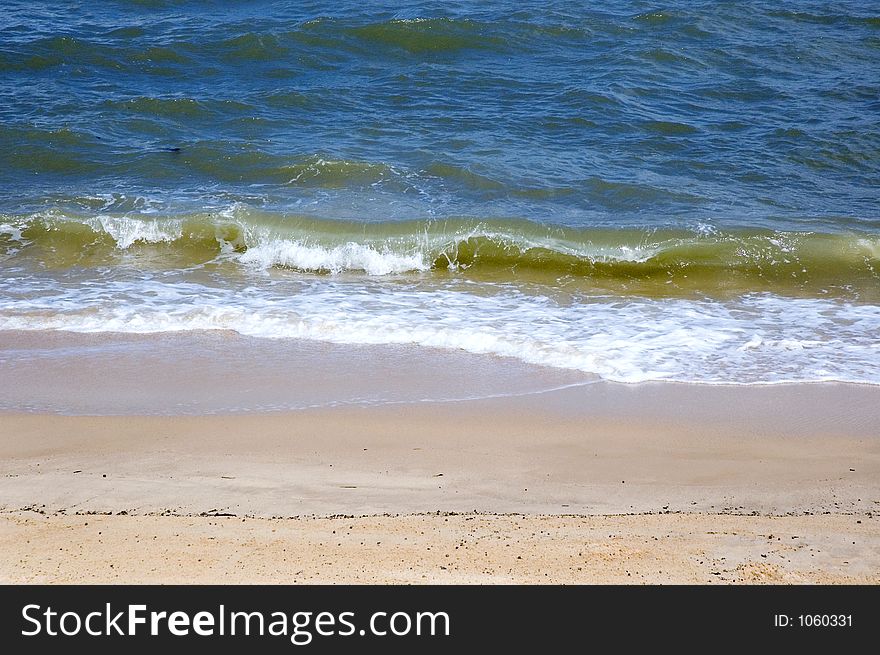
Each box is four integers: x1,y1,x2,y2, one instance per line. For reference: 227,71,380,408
0,1,878,384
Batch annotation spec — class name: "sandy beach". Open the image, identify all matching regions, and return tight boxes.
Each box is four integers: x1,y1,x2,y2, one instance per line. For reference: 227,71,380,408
3,0,880,609
1,364,878,584
2,512,875,584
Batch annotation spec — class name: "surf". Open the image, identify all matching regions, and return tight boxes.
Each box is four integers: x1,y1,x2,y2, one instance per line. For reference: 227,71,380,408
2,210,878,300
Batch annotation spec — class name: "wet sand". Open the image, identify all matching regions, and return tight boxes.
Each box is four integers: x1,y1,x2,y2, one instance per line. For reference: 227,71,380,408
1,379,879,583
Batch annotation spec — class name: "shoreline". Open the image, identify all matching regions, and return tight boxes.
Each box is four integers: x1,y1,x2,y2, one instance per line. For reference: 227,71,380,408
1,382,879,583
2,383,879,517
2,333,879,584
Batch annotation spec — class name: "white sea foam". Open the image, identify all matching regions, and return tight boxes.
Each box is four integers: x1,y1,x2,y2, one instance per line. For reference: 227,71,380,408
239,240,429,274
94,216,183,249
0,223,27,259
1,273,878,385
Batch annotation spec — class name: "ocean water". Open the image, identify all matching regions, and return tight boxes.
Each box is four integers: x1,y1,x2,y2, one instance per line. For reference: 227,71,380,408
1,0,878,384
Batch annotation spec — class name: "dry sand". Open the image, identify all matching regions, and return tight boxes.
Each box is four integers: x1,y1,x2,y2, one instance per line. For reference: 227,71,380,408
1,511,875,584
1,383,879,584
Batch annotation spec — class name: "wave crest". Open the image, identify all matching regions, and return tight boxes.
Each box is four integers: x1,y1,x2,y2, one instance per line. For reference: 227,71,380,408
240,240,428,275
2,211,878,296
